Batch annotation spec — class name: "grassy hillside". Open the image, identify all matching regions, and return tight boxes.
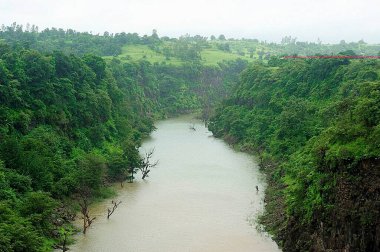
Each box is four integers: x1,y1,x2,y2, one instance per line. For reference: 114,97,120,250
103,39,380,66
200,48,253,65
1,24,379,66
105,43,254,66
104,44,182,65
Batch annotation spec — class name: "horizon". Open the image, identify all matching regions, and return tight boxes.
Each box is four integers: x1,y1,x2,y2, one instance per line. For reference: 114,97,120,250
1,22,379,46
1,0,379,44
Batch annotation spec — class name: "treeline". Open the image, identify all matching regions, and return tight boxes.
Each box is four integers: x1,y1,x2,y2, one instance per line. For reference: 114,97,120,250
212,36,380,59
3,23,380,65
0,22,158,56
209,58,380,251
255,37,380,58
0,23,209,61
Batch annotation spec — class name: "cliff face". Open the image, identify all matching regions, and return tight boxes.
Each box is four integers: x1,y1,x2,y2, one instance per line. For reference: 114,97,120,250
281,158,380,252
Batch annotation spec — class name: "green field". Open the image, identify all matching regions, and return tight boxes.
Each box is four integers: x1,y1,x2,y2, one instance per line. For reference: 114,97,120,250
200,48,253,65
104,44,183,65
105,43,255,66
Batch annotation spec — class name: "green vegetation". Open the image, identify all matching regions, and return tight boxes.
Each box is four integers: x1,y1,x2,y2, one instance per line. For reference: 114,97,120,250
209,58,380,251
105,44,183,65
1,22,380,251
107,44,250,66
200,48,251,66
0,24,248,251
0,43,158,250
3,23,378,67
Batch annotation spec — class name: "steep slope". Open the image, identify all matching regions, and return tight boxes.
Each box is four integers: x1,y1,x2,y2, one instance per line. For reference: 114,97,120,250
209,59,380,251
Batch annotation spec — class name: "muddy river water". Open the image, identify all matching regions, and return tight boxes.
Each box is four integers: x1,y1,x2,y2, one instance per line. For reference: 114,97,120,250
70,115,280,252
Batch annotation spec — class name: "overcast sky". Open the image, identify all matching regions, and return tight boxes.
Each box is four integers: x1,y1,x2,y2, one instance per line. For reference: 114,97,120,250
1,0,379,43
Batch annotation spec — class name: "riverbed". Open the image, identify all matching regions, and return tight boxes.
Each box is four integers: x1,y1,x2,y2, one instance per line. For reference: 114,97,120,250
70,115,280,251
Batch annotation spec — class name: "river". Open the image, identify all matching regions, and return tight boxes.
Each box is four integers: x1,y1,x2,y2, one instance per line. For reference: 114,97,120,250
70,115,281,252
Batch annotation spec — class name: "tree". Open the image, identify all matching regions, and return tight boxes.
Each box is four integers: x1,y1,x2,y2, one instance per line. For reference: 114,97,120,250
77,153,106,191
218,34,226,40
121,141,141,183
217,43,230,52
20,191,57,234
75,154,106,233
139,148,158,179
249,48,255,58
77,187,95,234
151,29,159,40
338,50,356,56
108,153,128,187
257,50,265,60
0,201,44,252
55,226,73,252
107,200,122,219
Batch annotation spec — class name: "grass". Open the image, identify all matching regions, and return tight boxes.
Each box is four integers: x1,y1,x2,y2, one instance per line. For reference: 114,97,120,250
104,42,258,66
104,44,184,66
200,48,253,65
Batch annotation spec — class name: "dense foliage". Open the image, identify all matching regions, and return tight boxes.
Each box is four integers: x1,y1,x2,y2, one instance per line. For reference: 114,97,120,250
209,58,380,251
1,24,380,251
0,26,246,249
0,42,158,250
0,23,159,56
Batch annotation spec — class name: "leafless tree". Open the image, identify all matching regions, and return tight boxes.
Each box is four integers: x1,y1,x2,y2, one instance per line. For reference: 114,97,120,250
77,189,96,234
139,148,159,179
107,200,122,219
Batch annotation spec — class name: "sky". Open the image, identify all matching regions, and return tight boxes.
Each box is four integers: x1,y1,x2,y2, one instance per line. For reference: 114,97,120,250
1,0,379,43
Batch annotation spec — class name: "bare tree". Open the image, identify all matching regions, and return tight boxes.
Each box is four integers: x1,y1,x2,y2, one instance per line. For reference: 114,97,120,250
107,200,122,219
139,148,159,179
77,189,96,234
